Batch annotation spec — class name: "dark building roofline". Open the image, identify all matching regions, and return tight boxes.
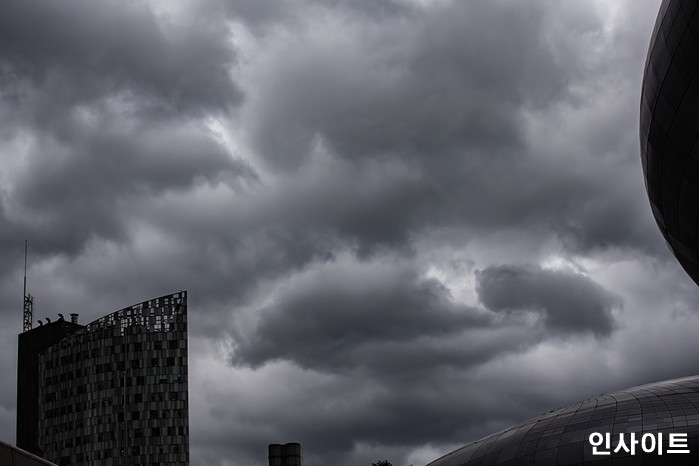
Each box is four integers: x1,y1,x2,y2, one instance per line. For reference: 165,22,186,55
0,439,57,465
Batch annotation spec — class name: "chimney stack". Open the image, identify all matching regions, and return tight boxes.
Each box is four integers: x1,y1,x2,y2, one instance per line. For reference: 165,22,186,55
268,443,302,466
70,313,79,324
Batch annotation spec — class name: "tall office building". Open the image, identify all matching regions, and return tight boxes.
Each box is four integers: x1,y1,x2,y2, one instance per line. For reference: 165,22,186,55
17,291,189,466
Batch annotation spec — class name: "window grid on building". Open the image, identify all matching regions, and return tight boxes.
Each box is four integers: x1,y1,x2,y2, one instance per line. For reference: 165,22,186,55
37,291,189,466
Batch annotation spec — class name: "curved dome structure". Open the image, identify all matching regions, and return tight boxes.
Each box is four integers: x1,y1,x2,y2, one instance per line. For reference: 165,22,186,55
640,0,699,285
426,375,699,465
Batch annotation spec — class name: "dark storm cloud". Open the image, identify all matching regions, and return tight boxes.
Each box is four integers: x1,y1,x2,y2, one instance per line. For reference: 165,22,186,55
476,264,621,336
0,0,241,119
247,1,572,171
269,158,438,256
232,261,568,380
209,0,408,35
233,264,490,370
10,121,252,256
0,0,251,259
56,220,341,335
198,345,600,466
233,0,663,263
0,0,677,464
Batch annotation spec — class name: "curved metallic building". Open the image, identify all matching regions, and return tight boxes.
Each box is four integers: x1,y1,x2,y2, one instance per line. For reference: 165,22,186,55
640,0,699,285
426,375,699,465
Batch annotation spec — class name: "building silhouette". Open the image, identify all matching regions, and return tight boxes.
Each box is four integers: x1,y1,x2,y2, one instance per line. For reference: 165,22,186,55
17,291,189,466
268,443,303,466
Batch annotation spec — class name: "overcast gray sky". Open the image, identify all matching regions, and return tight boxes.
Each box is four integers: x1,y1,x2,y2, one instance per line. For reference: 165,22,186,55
2,0,693,464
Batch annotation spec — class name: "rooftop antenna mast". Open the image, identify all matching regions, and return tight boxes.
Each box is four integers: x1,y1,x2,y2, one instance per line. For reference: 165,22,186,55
23,240,34,332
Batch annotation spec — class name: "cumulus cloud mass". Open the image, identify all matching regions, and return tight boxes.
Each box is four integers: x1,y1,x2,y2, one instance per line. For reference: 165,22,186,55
3,0,698,465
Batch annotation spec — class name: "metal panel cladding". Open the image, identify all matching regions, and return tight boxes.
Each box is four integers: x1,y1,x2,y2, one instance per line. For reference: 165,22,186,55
426,375,699,465
640,0,699,285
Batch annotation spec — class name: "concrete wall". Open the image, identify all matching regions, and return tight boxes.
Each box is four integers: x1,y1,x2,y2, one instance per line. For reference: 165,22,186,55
0,440,57,466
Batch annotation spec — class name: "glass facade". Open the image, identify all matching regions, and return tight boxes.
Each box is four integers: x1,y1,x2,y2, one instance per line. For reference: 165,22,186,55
426,375,699,465
34,291,189,466
640,0,699,285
